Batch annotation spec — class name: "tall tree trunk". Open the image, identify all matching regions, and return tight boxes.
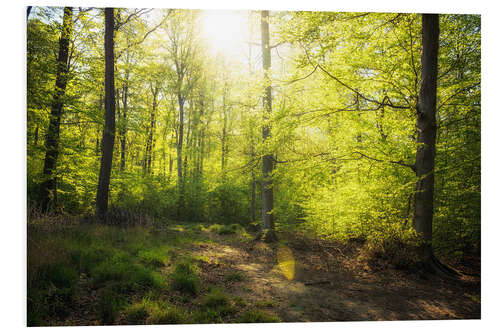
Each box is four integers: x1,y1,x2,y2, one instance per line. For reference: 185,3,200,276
38,7,73,211
145,86,159,174
33,125,39,146
251,138,256,222
96,7,116,217
413,14,457,278
221,88,228,179
177,94,185,216
120,84,128,171
260,10,276,242
413,14,439,257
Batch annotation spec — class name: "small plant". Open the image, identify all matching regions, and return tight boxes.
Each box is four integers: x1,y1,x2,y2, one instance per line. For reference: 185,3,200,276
90,252,164,292
123,301,149,324
225,271,245,282
201,288,236,318
124,298,187,325
97,287,122,325
202,288,230,308
237,309,280,323
209,223,245,235
137,247,168,268
147,304,187,324
169,259,200,295
233,296,248,308
256,299,277,308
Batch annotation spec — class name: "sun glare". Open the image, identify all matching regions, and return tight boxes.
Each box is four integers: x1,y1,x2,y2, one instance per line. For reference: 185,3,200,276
201,10,249,60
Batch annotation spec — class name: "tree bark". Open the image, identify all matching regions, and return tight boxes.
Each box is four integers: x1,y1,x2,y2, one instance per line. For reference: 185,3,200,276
260,10,276,242
145,85,159,174
38,7,73,212
221,86,228,179
96,7,116,217
412,15,457,281
120,84,128,171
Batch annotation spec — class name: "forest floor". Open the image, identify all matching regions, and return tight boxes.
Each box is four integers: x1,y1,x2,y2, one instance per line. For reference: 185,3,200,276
27,220,480,326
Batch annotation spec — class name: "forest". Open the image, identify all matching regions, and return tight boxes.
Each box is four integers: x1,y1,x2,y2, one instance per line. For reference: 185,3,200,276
26,6,481,326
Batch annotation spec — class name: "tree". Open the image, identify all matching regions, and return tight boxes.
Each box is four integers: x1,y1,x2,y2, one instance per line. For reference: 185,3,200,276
260,10,277,242
95,8,116,217
413,14,458,277
163,10,200,214
38,7,73,212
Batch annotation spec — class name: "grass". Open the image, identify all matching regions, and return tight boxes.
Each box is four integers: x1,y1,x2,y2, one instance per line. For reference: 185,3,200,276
27,218,280,326
27,221,204,325
237,309,280,323
208,223,245,235
225,271,245,282
169,258,200,295
137,247,170,268
124,298,187,325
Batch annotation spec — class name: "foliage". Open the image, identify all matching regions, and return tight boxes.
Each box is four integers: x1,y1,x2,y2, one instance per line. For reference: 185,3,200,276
27,7,480,301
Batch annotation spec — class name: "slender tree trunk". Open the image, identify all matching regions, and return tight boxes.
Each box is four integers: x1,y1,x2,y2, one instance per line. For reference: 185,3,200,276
260,10,276,241
177,93,185,216
251,139,256,222
120,83,128,171
221,88,227,179
34,125,39,146
96,7,116,217
412,15,457,280
38,7,73,211
145,86,159,174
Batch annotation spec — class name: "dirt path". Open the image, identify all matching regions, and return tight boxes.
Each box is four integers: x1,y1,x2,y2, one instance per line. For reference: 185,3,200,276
189,232,480,322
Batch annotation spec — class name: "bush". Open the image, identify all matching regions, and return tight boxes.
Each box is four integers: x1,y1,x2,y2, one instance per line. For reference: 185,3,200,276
97,287,123,325
27,262,79,325
169,259,200,295
209,223,245,235
364,224,422,270
91,252,164,292
137,247,169,268
207,183,250,225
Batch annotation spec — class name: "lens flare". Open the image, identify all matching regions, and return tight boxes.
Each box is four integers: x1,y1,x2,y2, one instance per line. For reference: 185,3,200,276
277,244,295,280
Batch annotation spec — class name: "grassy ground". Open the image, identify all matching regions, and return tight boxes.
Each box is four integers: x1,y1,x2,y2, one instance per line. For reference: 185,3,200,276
27,218,480,326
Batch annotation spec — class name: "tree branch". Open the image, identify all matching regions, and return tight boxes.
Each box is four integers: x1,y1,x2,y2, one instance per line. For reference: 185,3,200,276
352,151,415,172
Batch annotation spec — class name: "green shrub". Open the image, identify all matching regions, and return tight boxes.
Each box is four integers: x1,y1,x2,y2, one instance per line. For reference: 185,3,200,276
209,223,244,235
148,304,187,324
123,301,149,324
124,298,187,325
91,253,163,292
192,308,223,323
70,244,114,274
27,262,79,325
137,247,168,268
169,259,200,294
225,271,245,282
202,288,230,308
238,309,280,323
365,224,422,270
97,287,123,325
207,183,250,225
